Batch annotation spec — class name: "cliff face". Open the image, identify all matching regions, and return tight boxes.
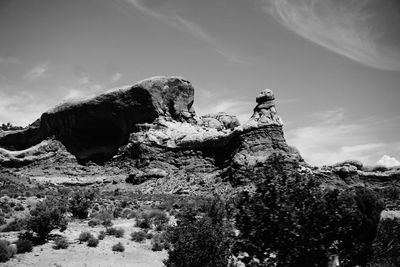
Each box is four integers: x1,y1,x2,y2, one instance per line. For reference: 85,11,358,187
0,76,303,190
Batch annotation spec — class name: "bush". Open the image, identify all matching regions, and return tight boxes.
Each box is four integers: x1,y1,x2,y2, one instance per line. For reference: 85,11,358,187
151,238,163,251
15,238,33,253
0,239,14,262
78,231,93,243
148,209,169,227
164,198,233,267
106,227,124,238
369,217,400,266
53,236,69,250
88,219,100,227
112,242,125,252
131,230,146,242
87,236,99,247
234,155,384,267
146,232,154,239
27,197,68,242
0,216,5,226
98,231,106,240
135,213,151,229
1,217,26,232
69,189,96,219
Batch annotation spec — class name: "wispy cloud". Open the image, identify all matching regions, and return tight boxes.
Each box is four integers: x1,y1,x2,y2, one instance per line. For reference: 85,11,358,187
111,72,123,83
286,108,388,166
121,0,245,63
263,0,400,71
25,63,49,79
0,56,20,65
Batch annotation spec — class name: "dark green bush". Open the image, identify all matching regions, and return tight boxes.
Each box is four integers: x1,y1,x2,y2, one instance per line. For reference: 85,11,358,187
135,213,151,229
53,236,69,250
78,231,93,243
69,189,96,219
369,217,400,266
0,239,15,262
164,198,233,267
15,238,33,253
98,231,106,240
112,242,124,252
106,227,124,238
1,217,26,232
234,155,384,267
87,236,99,247
131,230,146,242
27,197,68,242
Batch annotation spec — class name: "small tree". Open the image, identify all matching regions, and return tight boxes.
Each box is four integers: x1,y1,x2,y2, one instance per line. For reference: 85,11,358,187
233,155,384,267
69,189,96,219
27,197,68,243
164,198,233,267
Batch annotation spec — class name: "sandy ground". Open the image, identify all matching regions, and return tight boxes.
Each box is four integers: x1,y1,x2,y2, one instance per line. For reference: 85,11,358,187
1,219,167,267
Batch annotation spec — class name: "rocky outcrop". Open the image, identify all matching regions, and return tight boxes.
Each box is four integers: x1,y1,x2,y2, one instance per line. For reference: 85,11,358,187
0,77,195,163
0,77,305,194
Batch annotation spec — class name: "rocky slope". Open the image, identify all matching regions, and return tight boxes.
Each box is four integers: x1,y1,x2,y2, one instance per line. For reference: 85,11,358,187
0,76,398,197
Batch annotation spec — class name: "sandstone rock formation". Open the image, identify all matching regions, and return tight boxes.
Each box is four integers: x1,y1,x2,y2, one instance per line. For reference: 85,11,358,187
0,77,195,163
0,76,305,193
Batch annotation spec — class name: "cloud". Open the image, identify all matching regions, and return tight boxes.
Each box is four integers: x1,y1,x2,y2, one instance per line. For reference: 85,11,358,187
25,63,49,79
121,0,244,63
111,72,123,83
377,155,400,167
286,109,386,166
0,89,52,126
0,56,20,65
263,0,400,71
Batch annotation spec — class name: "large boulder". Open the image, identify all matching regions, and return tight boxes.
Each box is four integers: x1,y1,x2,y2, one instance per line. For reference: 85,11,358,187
0,76,195,163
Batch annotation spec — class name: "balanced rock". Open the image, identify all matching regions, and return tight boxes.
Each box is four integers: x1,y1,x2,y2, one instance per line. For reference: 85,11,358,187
245,88,283,128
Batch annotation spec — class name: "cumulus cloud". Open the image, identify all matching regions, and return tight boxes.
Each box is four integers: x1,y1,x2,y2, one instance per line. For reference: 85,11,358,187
25,63,49,79
263,0,400,71
286,109,386,166
377,155,400,167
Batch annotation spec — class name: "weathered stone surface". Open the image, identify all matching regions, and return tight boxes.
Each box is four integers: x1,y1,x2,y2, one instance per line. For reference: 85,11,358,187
244,88,283,129
0,76,195,163
0,78,305,195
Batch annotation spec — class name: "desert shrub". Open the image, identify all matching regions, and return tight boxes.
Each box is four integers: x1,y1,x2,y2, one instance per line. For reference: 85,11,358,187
78,231,93,243
0,216,5,225
53,236,69,250
164,198,233,267
146,232,154,239
106,227,124,238
131,230,146,242
27,197,68,243
98,231,106,240
369,217,400,266
148,209,169,226
87,236,99,247
112,242,125,252
69,189,96,219
97,207,114,227
234,155,384,267
14,203,24,211
1,217,26,232
382,186,400,202
15,238,33,253
151,238,163,251
88,219,100,227
0,239,14,262
135,213,151,229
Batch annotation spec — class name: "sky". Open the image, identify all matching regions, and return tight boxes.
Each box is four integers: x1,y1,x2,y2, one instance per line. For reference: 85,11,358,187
0,0,399,167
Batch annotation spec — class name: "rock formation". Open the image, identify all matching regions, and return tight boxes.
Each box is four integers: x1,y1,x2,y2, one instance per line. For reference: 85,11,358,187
0,76,305,193
0,77,195,163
